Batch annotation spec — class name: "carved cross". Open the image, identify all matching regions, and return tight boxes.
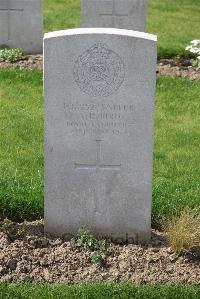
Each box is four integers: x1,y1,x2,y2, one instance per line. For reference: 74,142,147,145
75,140,121,212
99,0,129,27
0,0,24,41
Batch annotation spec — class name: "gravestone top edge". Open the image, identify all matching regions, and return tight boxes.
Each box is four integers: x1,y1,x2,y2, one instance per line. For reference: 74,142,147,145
44,28,157,42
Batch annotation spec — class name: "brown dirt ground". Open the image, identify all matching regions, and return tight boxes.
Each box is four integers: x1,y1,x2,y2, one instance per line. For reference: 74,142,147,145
157,58,200,80
0,55,43,70
0,55,199,80
0,220,199,284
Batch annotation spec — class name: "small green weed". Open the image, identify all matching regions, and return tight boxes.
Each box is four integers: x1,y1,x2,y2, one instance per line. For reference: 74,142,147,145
76,227,98,251
75,227,108,264
90,251,104,263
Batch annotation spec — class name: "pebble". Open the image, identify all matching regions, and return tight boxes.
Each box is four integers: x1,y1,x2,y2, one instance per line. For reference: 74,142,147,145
169,255,178,262
7,259,17,271
150,247,160,253
167,247,174,254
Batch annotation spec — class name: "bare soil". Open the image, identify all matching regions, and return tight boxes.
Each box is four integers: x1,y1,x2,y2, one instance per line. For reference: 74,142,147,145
0,55,199,80
157,58,200,80
0,55,43,71
0,220,199,284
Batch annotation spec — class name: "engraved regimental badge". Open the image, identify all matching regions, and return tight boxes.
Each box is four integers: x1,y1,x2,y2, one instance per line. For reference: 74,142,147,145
74,43,125,97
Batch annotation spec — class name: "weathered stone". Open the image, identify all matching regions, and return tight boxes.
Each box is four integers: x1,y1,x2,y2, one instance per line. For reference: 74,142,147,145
44,28,157,243
0,0,43,54
81,0,147,31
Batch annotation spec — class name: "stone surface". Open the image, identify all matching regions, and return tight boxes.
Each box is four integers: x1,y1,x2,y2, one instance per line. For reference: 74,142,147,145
81,0,147,32
44,28,157,243
0,0,43,54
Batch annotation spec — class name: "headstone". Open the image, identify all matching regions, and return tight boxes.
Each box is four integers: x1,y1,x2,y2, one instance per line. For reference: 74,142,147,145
0,0,43,54
81,0,147,32
44,28,157,243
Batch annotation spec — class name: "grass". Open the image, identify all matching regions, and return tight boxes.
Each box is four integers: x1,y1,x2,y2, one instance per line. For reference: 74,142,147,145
44,0,80,33
0,283,200,299
164,208,200,256
0,69,199,225
147,0,200,58
0,70,43,220
153,76,200,226
43,0,200,58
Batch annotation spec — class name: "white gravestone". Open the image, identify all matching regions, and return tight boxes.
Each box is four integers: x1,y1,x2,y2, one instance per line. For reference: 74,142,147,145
81,0,147,32
44,28,157,243
0,0,43,54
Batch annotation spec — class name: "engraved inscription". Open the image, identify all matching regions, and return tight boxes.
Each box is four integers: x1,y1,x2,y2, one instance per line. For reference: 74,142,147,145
64,102,135,136
75,140,121,212
73,43,125,97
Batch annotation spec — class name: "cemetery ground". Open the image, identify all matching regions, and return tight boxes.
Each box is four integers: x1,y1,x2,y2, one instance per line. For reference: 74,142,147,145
0,71,199,288
0,0,200,297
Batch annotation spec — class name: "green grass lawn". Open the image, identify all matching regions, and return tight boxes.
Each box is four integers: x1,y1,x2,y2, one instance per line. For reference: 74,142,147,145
153,76,200,225
44,0,200,58
0,70,43,220
0,283,200,299
0,69,199,224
